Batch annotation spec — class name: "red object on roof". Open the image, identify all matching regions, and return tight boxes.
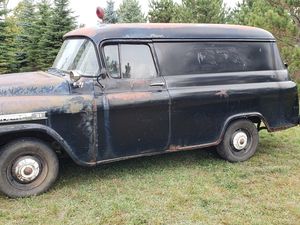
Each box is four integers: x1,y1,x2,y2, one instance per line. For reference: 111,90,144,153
96,7,105,20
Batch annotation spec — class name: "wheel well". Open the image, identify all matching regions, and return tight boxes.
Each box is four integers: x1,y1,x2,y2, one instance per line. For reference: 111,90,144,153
227,115,264,130
0,131,68,157
219,115,264,142
246,116,262,124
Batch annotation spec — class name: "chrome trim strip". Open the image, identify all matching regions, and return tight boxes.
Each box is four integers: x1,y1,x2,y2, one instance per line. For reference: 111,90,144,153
0,112,47,124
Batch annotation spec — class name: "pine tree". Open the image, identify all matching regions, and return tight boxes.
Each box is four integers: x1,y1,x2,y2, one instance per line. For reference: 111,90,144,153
0,0,8,73
172,0,226,23
104,0,118,24
117,0,146,23
0,0,14,74
42,0,76,69
230,0,300,77
13,0,37,72
35,0,53,70
148,0,175,23
265,0,300,31
3,14,19,73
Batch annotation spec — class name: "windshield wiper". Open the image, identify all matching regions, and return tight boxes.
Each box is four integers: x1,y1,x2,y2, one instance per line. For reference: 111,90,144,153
48,67,69,76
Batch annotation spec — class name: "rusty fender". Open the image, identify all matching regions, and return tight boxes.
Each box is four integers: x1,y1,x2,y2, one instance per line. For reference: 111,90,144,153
0,123,93,166
0,95,98,164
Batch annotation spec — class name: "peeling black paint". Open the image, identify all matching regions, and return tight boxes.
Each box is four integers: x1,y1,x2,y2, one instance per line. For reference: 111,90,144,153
0,71,70,96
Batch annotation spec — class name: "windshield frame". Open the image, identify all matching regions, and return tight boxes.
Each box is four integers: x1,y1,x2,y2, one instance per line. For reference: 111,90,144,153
51,37,101,77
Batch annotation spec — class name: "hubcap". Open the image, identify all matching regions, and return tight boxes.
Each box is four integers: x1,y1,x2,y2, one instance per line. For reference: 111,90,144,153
232,131,248,151
12,156,41,184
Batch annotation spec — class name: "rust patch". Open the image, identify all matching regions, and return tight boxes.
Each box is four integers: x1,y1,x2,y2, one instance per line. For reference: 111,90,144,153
78,107,93,137
224,24,257,30
67,100,85,114
64,27,98,39
215,90,229,98
169,145,182,152
103,23,256,30
131,80,147,85
0,95,93,115
107,92,152,102
130,80,149,89
167,140,220,152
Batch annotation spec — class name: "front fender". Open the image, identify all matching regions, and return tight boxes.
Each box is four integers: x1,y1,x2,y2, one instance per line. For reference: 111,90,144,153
0,123,95,167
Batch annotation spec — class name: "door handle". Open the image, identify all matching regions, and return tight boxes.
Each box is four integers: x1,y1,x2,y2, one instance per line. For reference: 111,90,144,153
150,82,165,87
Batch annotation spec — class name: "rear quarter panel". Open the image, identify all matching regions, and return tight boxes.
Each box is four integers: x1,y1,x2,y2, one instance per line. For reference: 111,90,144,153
164,70,299,148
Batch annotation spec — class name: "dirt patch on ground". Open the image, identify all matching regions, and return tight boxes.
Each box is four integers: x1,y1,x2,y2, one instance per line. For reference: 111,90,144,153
292,71,300,82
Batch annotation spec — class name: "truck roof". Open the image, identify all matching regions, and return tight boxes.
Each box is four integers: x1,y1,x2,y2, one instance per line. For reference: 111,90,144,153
64,23,276,43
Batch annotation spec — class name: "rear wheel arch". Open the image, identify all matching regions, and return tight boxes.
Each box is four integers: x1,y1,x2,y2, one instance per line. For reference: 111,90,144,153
221,113,269,139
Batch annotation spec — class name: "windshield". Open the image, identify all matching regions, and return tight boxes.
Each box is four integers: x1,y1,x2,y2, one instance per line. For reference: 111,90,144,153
52,39,100,76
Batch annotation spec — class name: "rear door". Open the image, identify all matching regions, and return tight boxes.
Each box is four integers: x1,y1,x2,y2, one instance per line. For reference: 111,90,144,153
154,41,230,148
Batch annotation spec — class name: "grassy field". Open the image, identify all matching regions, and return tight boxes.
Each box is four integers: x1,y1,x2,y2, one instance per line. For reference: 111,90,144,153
0,127,299,225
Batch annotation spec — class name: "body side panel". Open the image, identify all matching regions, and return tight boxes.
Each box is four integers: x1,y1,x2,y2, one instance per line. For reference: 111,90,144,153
164,70,298,149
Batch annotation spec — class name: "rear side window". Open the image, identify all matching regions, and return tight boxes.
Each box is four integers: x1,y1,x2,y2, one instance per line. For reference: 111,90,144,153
103,44,157,79
154,42,284,76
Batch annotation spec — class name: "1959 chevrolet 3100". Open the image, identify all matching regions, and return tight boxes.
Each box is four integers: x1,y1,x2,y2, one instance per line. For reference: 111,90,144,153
0,23,299,198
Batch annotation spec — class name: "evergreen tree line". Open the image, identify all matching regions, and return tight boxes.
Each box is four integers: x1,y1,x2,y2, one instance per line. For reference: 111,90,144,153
0,0,76,74
0,0,299,79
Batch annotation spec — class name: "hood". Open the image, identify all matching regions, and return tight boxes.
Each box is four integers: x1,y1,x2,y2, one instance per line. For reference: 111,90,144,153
0,71,70,96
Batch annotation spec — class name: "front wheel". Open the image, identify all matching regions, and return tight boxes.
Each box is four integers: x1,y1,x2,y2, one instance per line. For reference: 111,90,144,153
217,120,259,162
0,138,59,198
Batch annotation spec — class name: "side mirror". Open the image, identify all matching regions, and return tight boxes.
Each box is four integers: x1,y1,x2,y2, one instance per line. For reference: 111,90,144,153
70,70,81,82
99,68,108,80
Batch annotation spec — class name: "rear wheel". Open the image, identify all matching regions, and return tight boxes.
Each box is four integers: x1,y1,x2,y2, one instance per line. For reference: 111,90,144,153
0,138,59,198
217,120,259,162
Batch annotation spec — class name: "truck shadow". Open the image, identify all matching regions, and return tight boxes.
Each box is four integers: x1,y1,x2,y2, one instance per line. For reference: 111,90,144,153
57,147,220,187
56,136,273,190
0,141,271,199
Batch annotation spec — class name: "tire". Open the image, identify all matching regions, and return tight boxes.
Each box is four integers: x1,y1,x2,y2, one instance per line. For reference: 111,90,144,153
0,138,59,198
217,120,259,162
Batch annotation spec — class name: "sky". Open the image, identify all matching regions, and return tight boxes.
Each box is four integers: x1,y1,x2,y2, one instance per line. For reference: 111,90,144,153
8,0,241,26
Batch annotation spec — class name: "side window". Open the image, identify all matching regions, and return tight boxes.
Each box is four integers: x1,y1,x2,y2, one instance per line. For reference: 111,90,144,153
104,45,121,78
103,44,157,79
154,42,280,76
120,45,156,79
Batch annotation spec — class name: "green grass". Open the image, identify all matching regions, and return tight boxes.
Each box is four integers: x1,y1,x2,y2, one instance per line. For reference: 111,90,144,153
0,127,300,225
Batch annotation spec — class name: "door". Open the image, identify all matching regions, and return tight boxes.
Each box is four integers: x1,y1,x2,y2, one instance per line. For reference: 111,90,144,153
154,41,231,148
96,43,170,161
